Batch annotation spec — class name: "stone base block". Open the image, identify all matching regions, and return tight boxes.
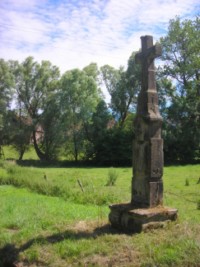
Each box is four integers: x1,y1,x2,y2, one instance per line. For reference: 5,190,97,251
109,203,178,233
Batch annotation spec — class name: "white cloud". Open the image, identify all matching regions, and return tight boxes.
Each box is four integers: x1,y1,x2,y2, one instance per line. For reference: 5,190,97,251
0,0,199,73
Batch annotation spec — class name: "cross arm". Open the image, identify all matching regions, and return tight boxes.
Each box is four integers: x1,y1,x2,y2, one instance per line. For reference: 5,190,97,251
150,44,162,59
135,43,162,64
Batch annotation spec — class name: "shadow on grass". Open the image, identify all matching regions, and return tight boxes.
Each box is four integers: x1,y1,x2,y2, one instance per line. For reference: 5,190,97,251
15,159,93,168
0,224,125,267
14,159,132,168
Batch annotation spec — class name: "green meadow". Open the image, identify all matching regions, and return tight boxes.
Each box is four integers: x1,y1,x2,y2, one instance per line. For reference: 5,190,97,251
0,157,200,266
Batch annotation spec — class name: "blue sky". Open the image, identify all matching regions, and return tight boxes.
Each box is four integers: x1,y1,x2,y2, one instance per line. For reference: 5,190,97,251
0,0,199,73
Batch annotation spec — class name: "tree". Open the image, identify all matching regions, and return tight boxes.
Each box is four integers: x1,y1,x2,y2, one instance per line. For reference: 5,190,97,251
84,99,112,160
38,95,64,160
160,16,200,162
0,59,13,116
0,59,14,158
12,57,61,161
97,53,141,165
100,53,140,127
4,110,32,160
60,64,99,161
89,112,134,166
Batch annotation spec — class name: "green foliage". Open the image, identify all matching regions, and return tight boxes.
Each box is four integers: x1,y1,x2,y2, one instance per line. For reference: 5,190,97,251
11,57,61,161
92,122,133,166
100,56,140,126
106,168,118,186
160,16,200,163
39,96,64,161
0,59,14,122
85,109,134,166
84,99,112,160
4,110,32,160
0,59,14,155
185,178,190,186
60,64,100,161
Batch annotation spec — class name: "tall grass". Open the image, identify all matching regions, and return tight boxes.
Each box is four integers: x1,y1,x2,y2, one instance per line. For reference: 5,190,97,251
1,162,200,266
1,161,200,211
0,161,124,205
106,168,118,186
1,185,200,267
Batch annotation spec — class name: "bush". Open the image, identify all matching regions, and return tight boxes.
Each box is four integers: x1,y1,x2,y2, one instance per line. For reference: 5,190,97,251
106,168,118,186
185,178,189,186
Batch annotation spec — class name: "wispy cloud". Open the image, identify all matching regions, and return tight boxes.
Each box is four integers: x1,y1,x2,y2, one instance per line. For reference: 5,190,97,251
0,0,199,72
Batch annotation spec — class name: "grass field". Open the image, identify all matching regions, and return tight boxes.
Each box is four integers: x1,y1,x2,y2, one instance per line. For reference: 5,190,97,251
2,145,39,160
0,160,200,266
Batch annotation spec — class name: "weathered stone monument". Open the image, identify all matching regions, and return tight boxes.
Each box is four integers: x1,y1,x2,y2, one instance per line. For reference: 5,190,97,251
109,35,177,232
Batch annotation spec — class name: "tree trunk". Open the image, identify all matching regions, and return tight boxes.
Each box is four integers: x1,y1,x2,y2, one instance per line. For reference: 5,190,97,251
32,130,46,161
18,148,25,161
73,131,78,162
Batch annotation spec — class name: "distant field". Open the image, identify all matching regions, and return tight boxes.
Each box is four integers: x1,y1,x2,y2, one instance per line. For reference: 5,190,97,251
0,161,200,266
2,145,73,161
2,145,39,160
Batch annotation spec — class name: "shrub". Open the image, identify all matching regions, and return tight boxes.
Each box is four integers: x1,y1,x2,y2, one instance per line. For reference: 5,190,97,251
185,178,189,186
106,168,118,186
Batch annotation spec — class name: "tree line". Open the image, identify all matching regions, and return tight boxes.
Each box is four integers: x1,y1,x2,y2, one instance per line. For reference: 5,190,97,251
0,16,199,165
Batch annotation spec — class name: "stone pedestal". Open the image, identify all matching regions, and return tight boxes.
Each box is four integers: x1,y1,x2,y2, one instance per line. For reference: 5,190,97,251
109,203,178,233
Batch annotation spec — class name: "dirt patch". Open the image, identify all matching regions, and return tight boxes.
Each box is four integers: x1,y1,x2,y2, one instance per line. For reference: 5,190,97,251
73,220,91,232
5,227,20,234
72,220,116,236
82,248,141,267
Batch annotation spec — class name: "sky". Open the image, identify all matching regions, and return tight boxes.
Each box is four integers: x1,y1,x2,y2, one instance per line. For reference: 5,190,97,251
0,0,199,74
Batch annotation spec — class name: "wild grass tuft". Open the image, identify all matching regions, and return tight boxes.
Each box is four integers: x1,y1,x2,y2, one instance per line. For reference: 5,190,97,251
26,247,39,263
185,178,190,186
106,168,118,186
197,200,200,210
0,161,121,205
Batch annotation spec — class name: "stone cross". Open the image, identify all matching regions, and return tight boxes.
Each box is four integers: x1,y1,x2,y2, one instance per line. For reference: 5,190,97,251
109,36,177,232
132,35,163,208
